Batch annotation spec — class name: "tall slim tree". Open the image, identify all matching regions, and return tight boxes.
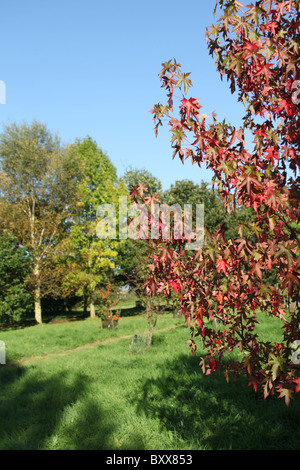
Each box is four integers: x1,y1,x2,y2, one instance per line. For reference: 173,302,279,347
0,120,80,323
61,137,127,317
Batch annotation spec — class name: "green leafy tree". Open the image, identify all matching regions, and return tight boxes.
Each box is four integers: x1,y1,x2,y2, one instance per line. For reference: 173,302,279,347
61,137,127,317
163,179,230,233
123,167,163,197
0,120,80,323
0,232,33,325
115,168,163,299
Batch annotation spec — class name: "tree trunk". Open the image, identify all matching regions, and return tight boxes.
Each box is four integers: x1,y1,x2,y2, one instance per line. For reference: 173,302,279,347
90,287,96,318
90,299,96,318
34,263,42,324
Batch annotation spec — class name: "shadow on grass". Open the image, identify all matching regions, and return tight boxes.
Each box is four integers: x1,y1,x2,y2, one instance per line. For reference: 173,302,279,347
0,360,114,450
134,353,300,450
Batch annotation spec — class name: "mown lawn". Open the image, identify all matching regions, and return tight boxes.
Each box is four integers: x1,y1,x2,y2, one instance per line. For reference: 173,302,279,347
0,312,299,450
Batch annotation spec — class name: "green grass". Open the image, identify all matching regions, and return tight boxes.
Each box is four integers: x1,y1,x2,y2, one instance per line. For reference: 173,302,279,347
0,312,299,450
0,313,180,362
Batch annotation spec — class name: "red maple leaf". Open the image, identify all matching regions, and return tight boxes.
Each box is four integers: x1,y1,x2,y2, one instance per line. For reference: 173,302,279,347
216,256,230,275
244,40,260,53
277,386,294,407
137,182,148,197
248,376,259,393
254,62,273,85
130,185,139,198
144,193,161,205
275,99,296,117
250,261,263,280
169,117,183,131
170,280,181,292
265,21,278,35
179,97,201,118
293,378,300,393
265,146,279,165
253,125,268,140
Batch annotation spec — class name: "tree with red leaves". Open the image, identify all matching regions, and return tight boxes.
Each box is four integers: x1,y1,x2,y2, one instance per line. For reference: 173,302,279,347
146,0,300,406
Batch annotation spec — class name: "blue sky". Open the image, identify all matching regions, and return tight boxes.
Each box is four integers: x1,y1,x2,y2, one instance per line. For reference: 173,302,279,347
0,0,246,191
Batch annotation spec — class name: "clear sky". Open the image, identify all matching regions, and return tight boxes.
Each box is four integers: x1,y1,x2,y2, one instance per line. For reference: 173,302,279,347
0,0,246,191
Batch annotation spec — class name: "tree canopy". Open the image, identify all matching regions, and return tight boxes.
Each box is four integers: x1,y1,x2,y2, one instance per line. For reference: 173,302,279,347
148,0,300,405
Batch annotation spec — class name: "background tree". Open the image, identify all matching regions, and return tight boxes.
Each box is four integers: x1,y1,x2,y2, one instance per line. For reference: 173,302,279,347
0,231,33,325
163,179,230,233
123,167,163,197
0,120,80,324
60,137,127,318
115,168,163,299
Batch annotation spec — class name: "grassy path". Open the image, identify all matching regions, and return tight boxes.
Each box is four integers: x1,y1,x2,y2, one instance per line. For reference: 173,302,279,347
10,322,184,365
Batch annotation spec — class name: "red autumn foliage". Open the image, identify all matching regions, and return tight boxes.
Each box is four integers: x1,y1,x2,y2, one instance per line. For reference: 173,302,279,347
143,0,300,406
